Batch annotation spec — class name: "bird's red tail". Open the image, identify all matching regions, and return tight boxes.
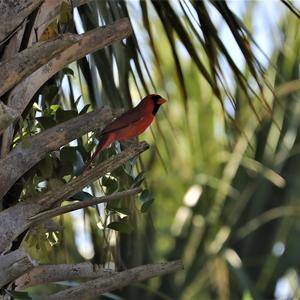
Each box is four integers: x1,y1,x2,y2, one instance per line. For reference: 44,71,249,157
80,134,114,174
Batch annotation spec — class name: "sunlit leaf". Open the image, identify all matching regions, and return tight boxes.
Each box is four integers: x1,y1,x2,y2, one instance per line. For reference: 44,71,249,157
50,104,61,113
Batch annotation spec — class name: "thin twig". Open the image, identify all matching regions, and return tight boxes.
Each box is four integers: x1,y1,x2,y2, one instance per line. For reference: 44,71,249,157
281,0,300,19
30,188,142,223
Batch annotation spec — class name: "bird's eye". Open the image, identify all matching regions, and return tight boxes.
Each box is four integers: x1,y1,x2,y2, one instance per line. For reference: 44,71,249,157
151,95,161,102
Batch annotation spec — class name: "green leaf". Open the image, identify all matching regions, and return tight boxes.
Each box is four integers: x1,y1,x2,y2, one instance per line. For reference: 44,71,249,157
55,109,78,123
141,198,154,213
111,166,124,177
107,206,132,216
36,116,56,129
60,147,83,176
139,189,154,213
79,104,90,115
73,149,85,175
50,104,61,113
102,176,119,194
140,189,151,203
107,217,134,233
42,85,59,102
71,191,94,201
75,95,82,106
62,67,74,76
59,148,75,175
132,171,145,187
60,147,77,173
242,290,254,300
76,145,89,162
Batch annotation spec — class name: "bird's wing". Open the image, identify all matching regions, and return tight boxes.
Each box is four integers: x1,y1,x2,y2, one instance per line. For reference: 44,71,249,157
100,107,145,136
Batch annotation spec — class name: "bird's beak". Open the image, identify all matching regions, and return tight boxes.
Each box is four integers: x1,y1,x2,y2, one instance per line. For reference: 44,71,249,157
158,98,167,104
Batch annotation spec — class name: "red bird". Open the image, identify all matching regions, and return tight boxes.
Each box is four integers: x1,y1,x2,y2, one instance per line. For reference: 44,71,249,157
82,94,167,172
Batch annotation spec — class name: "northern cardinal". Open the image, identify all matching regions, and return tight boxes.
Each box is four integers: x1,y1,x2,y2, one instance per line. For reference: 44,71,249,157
81,94,167,172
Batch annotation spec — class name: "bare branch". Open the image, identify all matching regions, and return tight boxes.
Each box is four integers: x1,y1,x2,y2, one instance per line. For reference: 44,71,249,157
0,249,37,288
0,102,18,135
0,142,149,253
30,188,142,223
28,0,93,46
2,19,26,60
0,106,114,202
44,260,183,300
1,18,132,157
0,0,43,43
0,35,78,97
15,262,116,290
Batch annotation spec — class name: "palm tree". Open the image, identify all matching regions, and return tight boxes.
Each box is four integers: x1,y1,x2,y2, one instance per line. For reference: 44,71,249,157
0,0,299,299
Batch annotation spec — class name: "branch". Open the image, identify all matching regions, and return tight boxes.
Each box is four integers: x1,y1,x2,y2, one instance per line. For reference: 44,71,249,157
0,106,114,202
0,0,43,43
2,19,26,61
0,142,149,253
15,262,116,290
1,18,132,156
44,260,183,300
0,35,79,97
0,249,37,288
0,102,18,135
28,0,93,46
30,188,142,223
